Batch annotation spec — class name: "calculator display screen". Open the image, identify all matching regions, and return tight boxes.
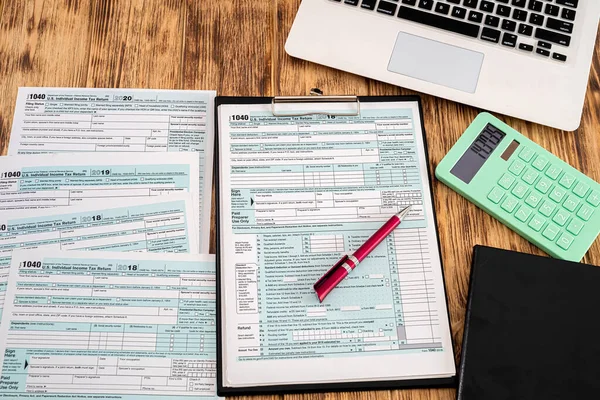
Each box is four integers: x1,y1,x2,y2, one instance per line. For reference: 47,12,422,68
450,124,506,184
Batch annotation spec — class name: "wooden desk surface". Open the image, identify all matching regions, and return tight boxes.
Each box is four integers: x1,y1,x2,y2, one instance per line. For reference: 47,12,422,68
1,1,599,399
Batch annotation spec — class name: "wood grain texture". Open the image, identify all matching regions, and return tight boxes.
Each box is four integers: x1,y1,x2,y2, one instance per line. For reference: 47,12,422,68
0,1,599,399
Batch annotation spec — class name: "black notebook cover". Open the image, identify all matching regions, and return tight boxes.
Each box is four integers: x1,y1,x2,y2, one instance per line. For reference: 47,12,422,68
458,246,600,400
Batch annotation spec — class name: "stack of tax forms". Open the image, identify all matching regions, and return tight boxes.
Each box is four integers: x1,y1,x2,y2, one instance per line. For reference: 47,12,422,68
0,88,219,400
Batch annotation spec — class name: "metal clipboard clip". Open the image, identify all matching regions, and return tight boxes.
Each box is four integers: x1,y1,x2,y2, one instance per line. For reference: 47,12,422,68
271,88,360,117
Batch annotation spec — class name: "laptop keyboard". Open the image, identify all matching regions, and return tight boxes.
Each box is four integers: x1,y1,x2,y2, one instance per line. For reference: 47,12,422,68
332,0,578,62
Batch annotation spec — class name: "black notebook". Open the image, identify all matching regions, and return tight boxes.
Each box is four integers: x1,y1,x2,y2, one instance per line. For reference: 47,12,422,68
458,246,600,400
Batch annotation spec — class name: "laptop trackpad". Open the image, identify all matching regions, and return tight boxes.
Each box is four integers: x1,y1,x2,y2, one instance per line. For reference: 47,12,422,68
388,32,484,93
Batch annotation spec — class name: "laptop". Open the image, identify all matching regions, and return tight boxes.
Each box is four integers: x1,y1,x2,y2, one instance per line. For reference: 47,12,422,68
285,0,600,131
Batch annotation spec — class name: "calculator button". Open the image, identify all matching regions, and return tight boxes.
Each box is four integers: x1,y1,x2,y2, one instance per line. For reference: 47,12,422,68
566,218,584,235
534,177,552,194
542,223,560,241
525,192,542,208
545,164,562,180
551,209,570,226
548,186,566,203
532,156,548,171
539,200,556,217
528,214,545,232
515,205,533,222
518,147,535,162
487,187,505,204
576,204,593,221
587,190,600,207
521,168,539,185
558,173,576,189
508,160,526,176
501,195,519,213
498,174,516,189
511,182,529,199
556,232,574,250
563,195,580,212
573,181,590,198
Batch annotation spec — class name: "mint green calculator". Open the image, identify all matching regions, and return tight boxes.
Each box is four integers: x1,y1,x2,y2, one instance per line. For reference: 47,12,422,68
436,113,600,262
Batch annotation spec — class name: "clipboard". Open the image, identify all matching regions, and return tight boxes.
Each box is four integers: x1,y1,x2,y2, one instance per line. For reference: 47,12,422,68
214,93,456,396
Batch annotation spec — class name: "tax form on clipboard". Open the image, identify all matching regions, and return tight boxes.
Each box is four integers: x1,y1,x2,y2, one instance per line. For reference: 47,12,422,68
214,95,455,395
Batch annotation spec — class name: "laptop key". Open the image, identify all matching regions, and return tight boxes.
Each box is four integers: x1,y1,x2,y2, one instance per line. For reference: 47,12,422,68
529,13,543,26
519,43,534,51
511,0,526,7
447,0,461,3
468,10,484,23
481,27,501,43
552,53,567,62
538,41,551,49
502,19,516,32
496,0,509,3
546,17,573,34
502,33,517,47
536,48,550,57
418,0,434,10
480,0,494,12
513,9,527,21
377,1,398,15
402,0,417,4
496,5,511,17
485,15,500,27
343,0,359,5
452,6,467,18
528,0,542,12
518,23,533,36
464,0,478,8
544,4,559,16
361,0,377,10
435,2,451,14
535,28,571,46
397,6,481,37
555,0,578,8
561,8,575,21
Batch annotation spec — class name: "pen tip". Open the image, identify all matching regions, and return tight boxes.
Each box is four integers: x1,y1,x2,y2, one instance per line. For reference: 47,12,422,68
395,205,412,220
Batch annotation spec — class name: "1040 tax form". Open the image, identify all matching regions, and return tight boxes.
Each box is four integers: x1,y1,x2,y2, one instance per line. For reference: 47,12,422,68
9,88,215,252
0,250,217,399
216,98,455,392
0,195,198,316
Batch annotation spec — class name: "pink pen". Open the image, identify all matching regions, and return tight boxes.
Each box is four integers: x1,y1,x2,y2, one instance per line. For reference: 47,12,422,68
313,205,412,302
